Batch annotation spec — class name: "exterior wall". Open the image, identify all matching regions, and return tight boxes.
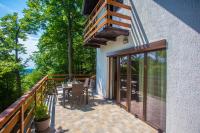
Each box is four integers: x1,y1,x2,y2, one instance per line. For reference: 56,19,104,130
96,0,200,132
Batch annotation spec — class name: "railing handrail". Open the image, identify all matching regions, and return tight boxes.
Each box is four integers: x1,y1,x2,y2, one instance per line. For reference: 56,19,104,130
48,74,91,77
0,75,48,129
0,74,92,132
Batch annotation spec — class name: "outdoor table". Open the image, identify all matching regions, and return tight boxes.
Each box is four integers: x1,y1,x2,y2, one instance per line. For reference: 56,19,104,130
62,83,89,107
62,83,72,107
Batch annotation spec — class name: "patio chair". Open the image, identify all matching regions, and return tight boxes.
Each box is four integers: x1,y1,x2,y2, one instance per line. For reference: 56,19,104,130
69,83,84,108
88,78,96,100
83,78,90,88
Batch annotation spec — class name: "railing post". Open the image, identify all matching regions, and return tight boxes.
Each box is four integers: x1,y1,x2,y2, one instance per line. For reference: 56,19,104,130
20,105,24,133
41,84,43,104
34,90,37,107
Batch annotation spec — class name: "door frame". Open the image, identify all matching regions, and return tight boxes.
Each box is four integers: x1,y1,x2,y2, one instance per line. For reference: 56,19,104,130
107,39,167,131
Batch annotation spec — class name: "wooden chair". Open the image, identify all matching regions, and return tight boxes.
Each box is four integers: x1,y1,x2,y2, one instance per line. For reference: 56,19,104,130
69,83,84,108
88,79,96,100
83,78,90,88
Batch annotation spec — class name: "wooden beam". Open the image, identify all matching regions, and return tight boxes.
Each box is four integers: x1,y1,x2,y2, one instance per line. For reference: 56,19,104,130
103,26,129,36
84,20,108,42
84,11,107,38
90,37,110,43
95,32,117,41
84,44,100,48
107,39,167,57
107,0,131,10
107,19,131,28
107,10,131,20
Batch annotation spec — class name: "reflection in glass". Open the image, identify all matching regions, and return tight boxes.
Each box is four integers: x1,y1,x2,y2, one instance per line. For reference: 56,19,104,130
130,54,144,118
146,50,166,131
120,56,128,107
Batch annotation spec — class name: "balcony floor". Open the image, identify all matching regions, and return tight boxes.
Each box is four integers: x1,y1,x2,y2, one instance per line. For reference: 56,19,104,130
37,87,157,133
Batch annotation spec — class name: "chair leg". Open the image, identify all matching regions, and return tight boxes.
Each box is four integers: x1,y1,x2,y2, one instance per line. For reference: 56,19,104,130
70,97,73,109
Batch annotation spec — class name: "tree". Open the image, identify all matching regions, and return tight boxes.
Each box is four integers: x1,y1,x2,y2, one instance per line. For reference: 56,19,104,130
23,0,96,75
0,13,27,96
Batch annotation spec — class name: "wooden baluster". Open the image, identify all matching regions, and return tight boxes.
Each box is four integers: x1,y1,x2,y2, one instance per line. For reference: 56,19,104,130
34,90,37,107
41,84,43,104
20,105,24,133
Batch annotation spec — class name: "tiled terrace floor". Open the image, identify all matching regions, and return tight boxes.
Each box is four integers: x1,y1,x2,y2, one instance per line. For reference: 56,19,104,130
40,88,157,133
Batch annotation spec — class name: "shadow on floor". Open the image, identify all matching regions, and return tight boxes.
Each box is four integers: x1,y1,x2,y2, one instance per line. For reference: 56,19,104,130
36,91,115,132
58,94,115,112
56,86,115,112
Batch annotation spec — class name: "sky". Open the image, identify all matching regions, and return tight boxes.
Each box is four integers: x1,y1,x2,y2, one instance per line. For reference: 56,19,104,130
0,0,39,69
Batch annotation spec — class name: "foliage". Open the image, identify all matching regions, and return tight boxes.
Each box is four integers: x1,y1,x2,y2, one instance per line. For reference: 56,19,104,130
24,0,96,75
22,70,43,92
0,0,96,112
0,13,29,111
35,104,49,122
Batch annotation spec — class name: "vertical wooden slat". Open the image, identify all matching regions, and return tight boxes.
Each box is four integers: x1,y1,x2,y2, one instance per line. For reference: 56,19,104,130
41,84,43,103
143,53,147,120
127,55,131,112
116,56,120,104
109,57,113,99
0,111,20,133
107,57,111,99
20,105,24,133
34,91,37,107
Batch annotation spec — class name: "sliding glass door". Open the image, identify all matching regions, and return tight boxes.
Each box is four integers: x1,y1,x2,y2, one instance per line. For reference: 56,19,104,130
130,54,144,119
109,49,166,131
146,50,166,131
119,56,128,108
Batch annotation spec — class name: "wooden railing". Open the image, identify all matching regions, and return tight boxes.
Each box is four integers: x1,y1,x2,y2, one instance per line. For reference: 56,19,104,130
84,0,131,43
0,74,91,133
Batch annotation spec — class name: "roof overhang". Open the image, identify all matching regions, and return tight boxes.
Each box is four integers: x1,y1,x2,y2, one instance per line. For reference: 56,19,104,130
82,0,99,15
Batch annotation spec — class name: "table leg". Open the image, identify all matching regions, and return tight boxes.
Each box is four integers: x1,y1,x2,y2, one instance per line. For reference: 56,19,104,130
63,88,65,107
86,88,88,104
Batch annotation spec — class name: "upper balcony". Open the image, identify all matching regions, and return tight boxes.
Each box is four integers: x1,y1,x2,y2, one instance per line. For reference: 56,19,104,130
83,0,131,48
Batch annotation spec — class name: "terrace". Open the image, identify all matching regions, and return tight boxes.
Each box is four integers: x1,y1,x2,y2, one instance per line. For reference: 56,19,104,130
0,74,156,133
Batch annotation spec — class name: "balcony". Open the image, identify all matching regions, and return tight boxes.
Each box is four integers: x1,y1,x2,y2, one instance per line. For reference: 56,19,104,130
0,74,156,133
84,0,131,48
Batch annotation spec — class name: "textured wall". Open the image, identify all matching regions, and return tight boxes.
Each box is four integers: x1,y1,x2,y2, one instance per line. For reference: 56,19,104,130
96,0,200,132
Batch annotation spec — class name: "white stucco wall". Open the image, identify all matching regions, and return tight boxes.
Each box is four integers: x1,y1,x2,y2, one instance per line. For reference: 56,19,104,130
96,0,200,133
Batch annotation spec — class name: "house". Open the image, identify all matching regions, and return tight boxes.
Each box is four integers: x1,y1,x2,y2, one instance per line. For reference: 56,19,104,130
83,0,200,133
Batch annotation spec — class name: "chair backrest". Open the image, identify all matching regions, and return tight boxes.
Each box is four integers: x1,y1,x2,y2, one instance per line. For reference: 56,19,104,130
83,78,90,88
72,83,84,96
89,79,95,90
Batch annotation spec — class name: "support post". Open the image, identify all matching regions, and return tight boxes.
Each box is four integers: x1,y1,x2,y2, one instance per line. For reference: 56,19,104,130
20,105,24,133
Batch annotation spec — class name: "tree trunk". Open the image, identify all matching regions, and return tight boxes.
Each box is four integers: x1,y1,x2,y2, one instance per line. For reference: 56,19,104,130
67,17,73,79
62,0,73,79
15,27,22,96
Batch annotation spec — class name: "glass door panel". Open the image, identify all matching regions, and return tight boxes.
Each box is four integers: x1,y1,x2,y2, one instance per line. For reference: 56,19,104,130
119,56,128,107
146,50,166,131
130,54,144,118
